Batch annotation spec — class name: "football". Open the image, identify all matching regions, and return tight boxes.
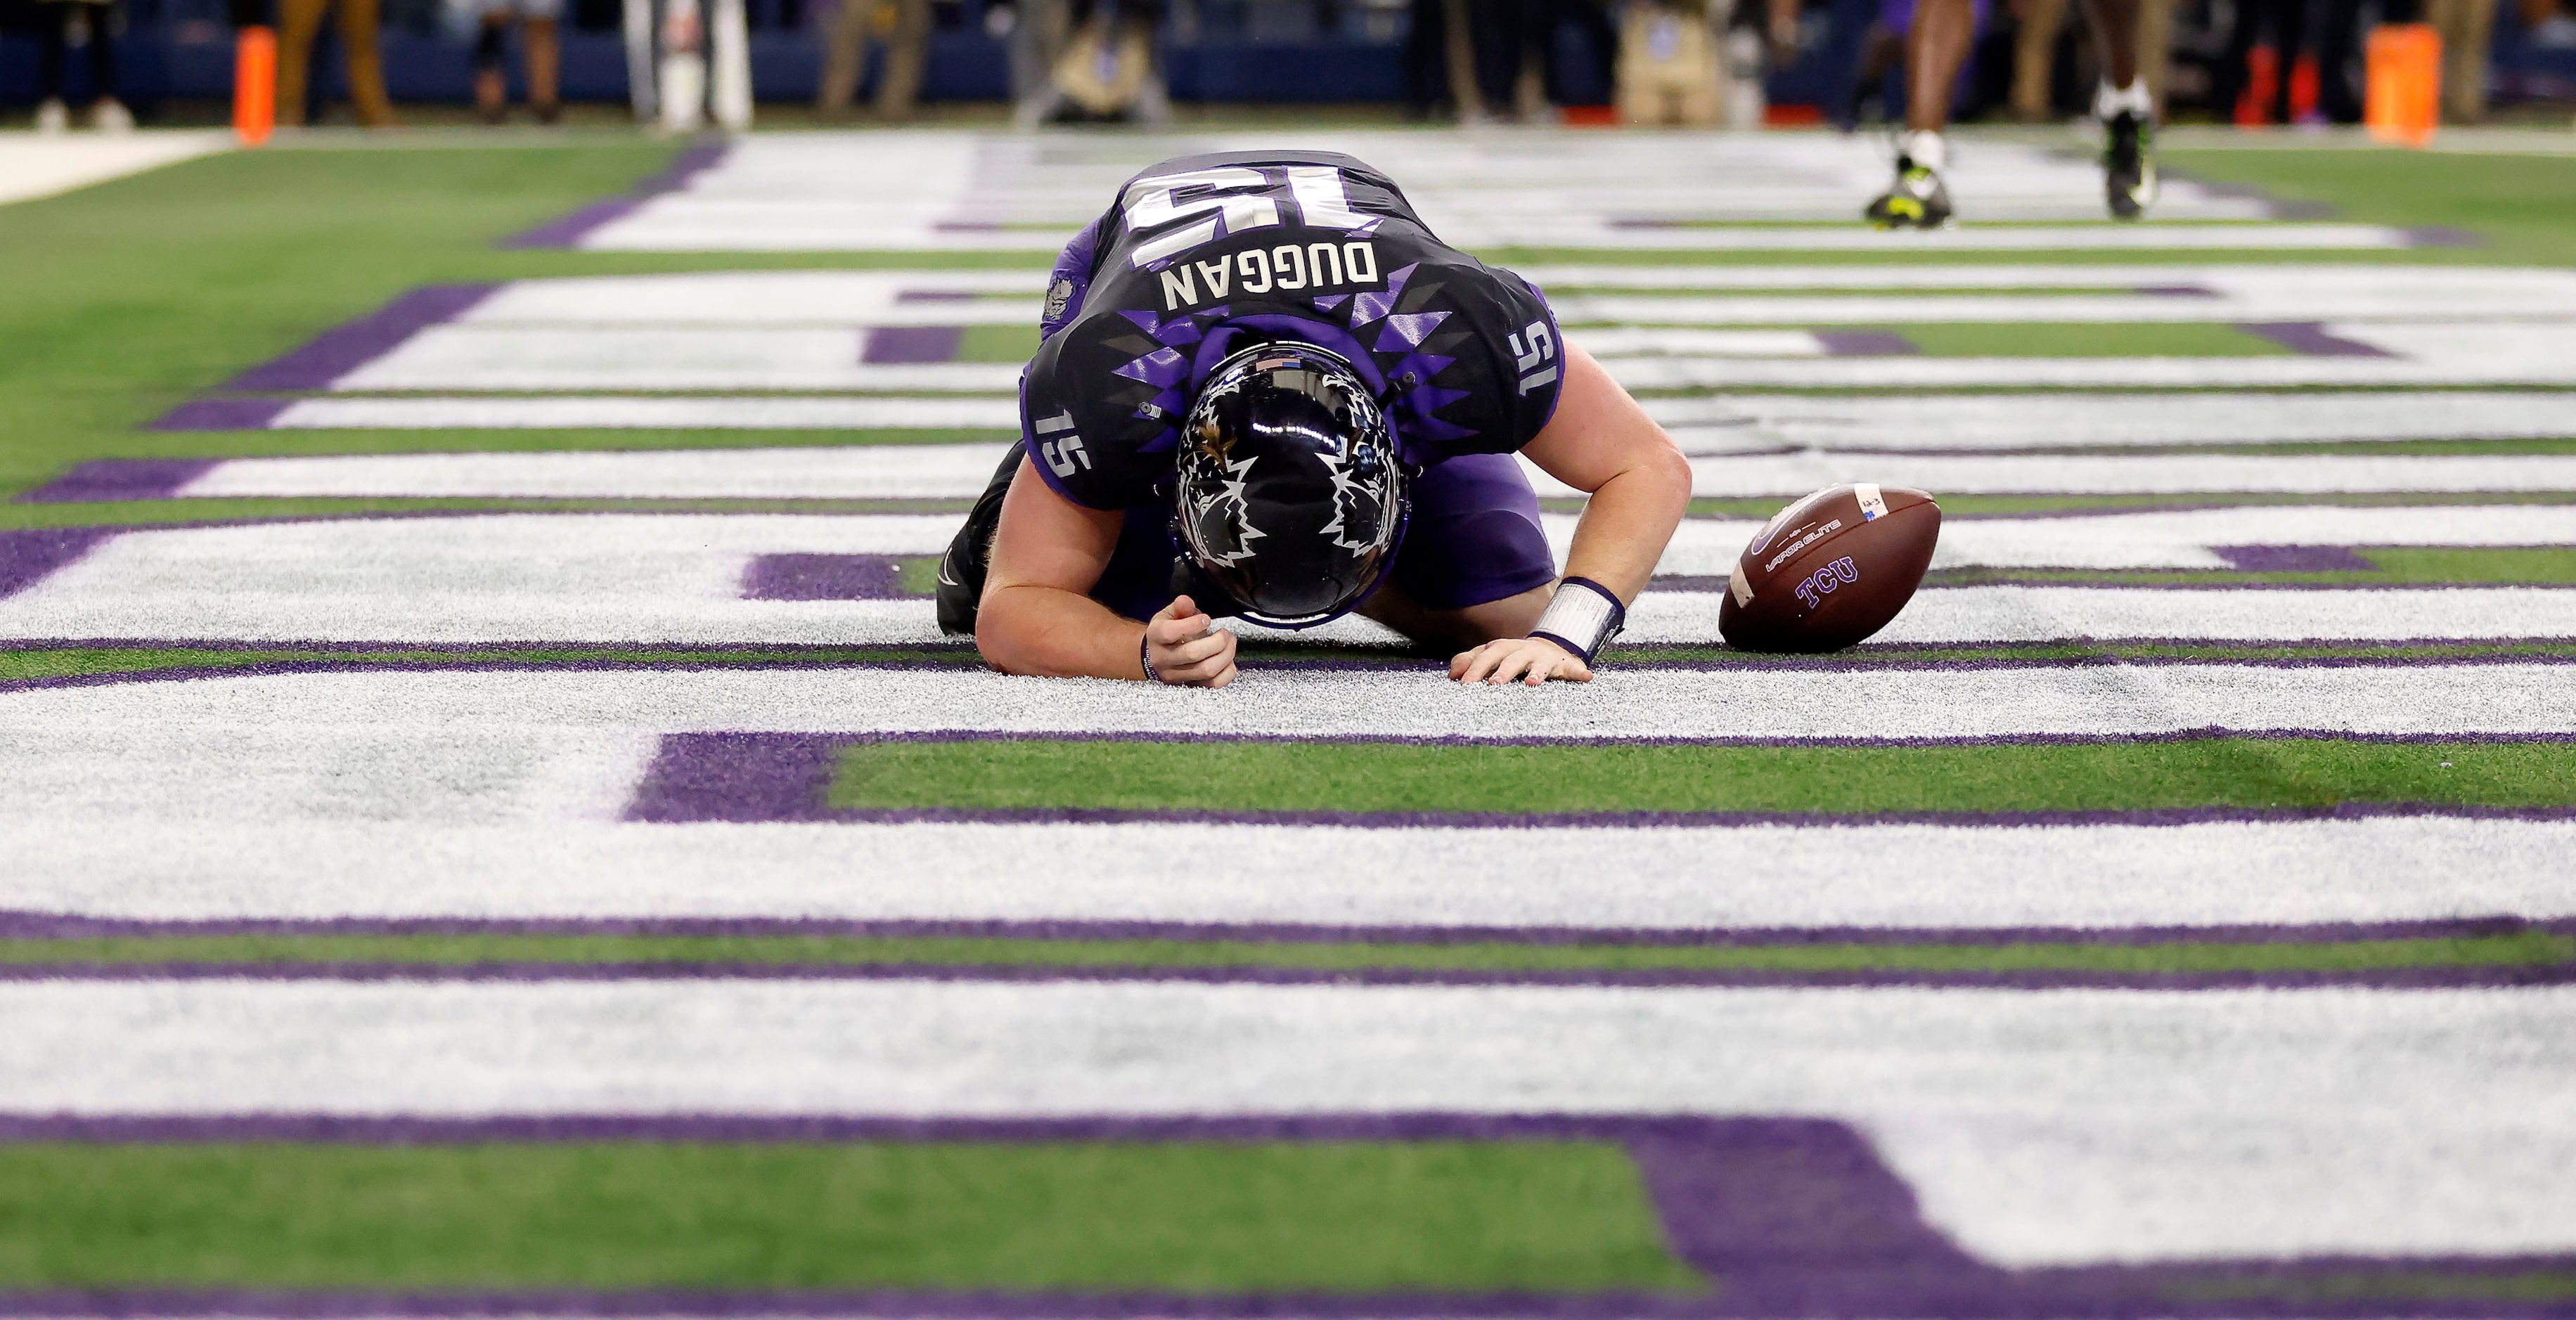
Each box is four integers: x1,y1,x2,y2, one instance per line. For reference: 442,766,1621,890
1719,484,1942,653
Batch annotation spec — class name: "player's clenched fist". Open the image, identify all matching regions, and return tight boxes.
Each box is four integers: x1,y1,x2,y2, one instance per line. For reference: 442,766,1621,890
1145,595,1238,687
1450,635,1593,687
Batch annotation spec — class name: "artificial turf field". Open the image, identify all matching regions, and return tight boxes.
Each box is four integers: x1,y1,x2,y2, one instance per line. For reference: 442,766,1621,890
3,125,2576,1314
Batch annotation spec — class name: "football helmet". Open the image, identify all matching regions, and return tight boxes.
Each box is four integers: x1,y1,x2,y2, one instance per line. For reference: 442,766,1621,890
1171,341,1407,629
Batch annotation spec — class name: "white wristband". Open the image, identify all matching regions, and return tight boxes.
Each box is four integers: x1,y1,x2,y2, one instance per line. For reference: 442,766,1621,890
1529,576,1626,664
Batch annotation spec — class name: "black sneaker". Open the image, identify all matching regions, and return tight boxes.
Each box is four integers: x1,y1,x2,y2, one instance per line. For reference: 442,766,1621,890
2104,110,2159,221
1864,155,1953,228
934,443,1026,636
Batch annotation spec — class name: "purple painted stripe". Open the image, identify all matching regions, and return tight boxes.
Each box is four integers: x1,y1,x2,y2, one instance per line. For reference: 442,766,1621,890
500,140,732,250
625,731,846,823
2236,321,2398,359
17,458,219,504
2213,544,2379,571
143,397,295,433
226,285,502,391
4,910,2566,950
0,528,112,597
741,553,911,601
2405,224,2485,248
1811,329,1919,357
2132,284,2222,298
862,325,966,365
0,960,2566,990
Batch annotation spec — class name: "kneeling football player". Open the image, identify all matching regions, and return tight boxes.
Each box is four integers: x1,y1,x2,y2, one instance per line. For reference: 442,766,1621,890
937,149,1692,688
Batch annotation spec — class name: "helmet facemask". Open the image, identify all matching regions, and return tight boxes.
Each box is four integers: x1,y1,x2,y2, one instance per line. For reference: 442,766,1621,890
1172,342,1408,630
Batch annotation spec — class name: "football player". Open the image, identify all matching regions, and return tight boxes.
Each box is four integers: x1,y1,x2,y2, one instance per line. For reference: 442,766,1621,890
1770,0,2156,225
936,150,1692,688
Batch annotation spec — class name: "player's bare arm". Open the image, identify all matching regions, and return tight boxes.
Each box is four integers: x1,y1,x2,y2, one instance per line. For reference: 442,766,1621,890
977,457,1240,687
1447,342,1692,687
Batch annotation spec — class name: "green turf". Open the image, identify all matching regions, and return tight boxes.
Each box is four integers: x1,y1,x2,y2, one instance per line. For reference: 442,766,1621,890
6,929,2569,973
1888,321,2295,357
2163,147,2576,268
0,1141,1696,1290
959,322,1044,363
827,736,2576,816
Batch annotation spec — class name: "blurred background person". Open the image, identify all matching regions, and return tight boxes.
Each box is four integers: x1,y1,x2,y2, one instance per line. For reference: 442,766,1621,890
461,0,562,123
1403,0,1491,119
276,0,395,124
1618,0,1765,124
1014,0,1169,124
2214,0,2362,122
2430,0,2499,119
29,0,131,131
1469,0,1616,118
622,0,752,129
817,0,931,118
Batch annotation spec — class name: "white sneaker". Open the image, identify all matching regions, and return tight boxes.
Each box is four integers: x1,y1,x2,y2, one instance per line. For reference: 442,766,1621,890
91,98,135,133
34,98,70,134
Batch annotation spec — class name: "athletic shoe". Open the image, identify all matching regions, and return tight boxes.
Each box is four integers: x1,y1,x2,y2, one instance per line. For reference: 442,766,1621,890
2104,110,2159,220
91,98,134,133
1864,155,1952,228
34,98,69,134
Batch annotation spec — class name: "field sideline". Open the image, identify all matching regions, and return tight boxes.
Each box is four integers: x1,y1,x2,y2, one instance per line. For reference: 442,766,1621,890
3,127,2576,1314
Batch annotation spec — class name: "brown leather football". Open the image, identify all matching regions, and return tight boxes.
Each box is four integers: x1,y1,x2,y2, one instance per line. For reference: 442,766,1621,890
1718,484,1941,653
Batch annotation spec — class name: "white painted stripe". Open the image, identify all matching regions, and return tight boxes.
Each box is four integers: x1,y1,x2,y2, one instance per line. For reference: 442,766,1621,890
15,817,2576,931
1,666,2572,796
1637,586,2576,645
587,216,2419,254
1597,342,2576,388
1518,263,2576,293
172,445,2576,501
440,266,2576,329
247,391,2576,450
1642,451,2576,497
1644,391,2576,451
177,448,1017,500
334,328,1026,394
266,396,1024,432
1568,328,1834,357
3,978,2568,1266
6,515,2572,646
0,131,232,207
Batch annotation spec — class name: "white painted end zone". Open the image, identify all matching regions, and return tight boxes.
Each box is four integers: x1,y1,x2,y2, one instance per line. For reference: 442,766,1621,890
13,816,2576,933
1,978,2568,1267
0,131,231,207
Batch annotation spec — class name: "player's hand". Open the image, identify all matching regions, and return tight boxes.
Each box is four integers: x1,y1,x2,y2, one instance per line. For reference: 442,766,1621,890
1450,635,1592,687
1146,595,1238,688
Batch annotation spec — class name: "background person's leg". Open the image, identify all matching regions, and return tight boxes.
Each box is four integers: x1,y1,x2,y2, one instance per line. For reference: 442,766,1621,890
337,0,397,125
2074,0,2137,87
34,2,71,130
524,8,561,117
1902,0,1976,129
816,0,870,112
273,0,327,124
2008,0,2067,119
875,0,931,117
473,11,510,119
